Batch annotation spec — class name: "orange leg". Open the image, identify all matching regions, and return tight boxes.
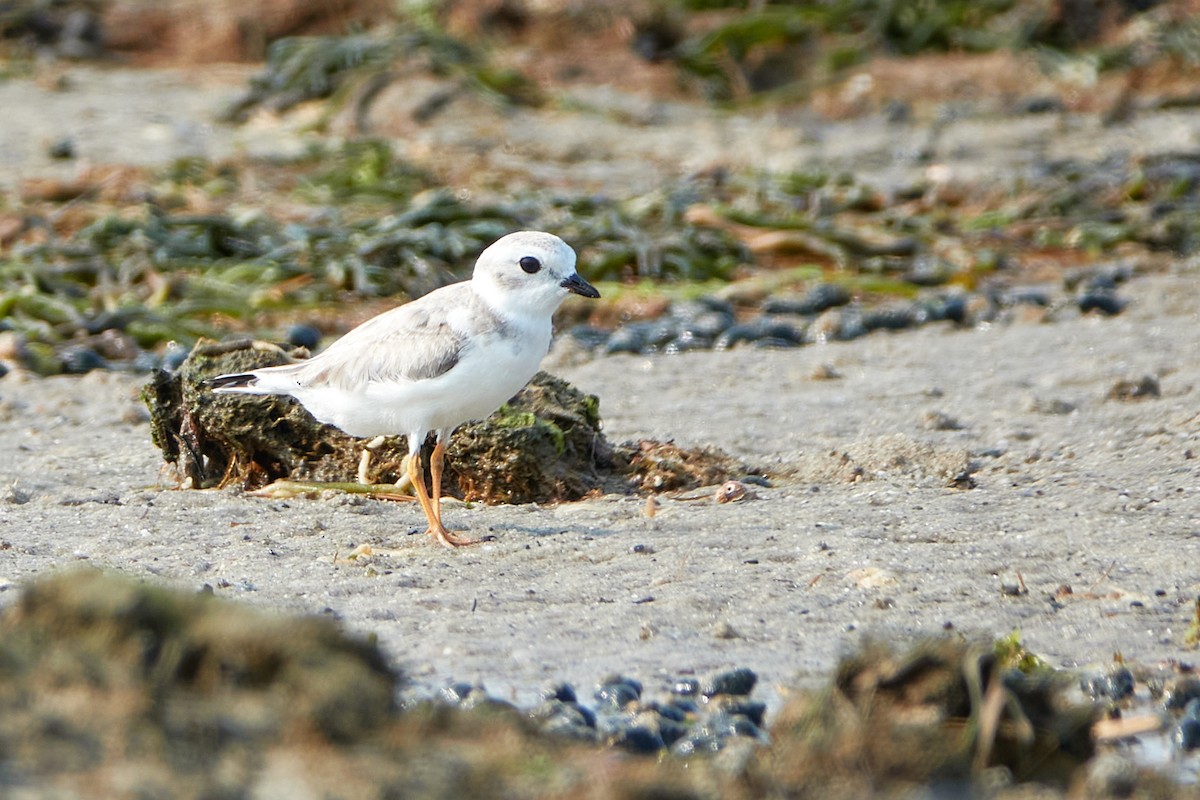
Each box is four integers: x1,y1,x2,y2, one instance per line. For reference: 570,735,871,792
430,439,446,525
407,445,483,548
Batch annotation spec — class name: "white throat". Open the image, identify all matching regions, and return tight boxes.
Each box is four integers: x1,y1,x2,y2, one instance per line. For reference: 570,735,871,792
472,272,564,323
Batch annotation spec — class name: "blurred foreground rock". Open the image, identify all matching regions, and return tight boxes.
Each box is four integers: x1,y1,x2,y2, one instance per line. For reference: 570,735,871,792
143,339,744,502
0,571,650,798
762,638,1098,793
0,570,399,795
0,572,1151,799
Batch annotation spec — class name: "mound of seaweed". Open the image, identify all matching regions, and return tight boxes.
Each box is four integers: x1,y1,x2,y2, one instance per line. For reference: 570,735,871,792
0,572,1155,800
758,638,1099,795
143,339,743,502
0,570,399,795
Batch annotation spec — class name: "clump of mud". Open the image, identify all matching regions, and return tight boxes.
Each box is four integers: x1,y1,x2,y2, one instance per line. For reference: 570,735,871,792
617,439,744,493
144,340,744,502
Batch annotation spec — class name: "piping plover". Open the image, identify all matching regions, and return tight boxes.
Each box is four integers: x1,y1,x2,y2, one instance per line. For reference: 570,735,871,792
210,230,600,548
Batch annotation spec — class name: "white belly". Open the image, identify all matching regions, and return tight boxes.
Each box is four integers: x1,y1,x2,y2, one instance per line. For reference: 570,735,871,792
293,326,549,440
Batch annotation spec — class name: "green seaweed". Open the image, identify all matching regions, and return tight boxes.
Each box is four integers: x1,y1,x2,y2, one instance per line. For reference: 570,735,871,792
994,630,1052,675
667,0,1053,99
220,18,542,126
6,137,1200,374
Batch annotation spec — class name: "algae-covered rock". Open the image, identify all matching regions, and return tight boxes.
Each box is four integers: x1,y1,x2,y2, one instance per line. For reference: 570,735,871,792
758,637,1098,795
447,371,614,504
143,339,357,489
0,570,397,794
143,339,744,502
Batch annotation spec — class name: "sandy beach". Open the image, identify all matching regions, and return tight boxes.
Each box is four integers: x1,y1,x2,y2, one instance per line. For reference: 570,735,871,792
2,265,1196,713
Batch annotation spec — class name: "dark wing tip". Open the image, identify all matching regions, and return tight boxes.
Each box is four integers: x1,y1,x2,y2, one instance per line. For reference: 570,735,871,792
206,373,256,391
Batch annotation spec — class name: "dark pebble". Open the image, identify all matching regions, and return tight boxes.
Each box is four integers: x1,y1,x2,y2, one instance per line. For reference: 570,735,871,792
667,697,700,716
439,682,477,705
693,295,735,315
1105,667,1135,701
162,342,190,371
664,330,713,354
1175,718,1200,752
0,362,8,379
82,309,140,336
603,322,652,355
644,319,681,349
606,675,643,696
884,100,911,123
539,715,598,742
1001,288,1052,307
903,256,952,287
861,304,918,332
539,681,577,704
831,309,867,341
59,346,107,374
1163,677,1200,710
753,336,799,349
609,725,664,754
285,324,322,350
1015,96,1065,114
713,323,758,350
576,703,598,728
681,310,735,339
1078,292,1125,315
1082,265,1132,292
671,728,725,756
656,716,689,746
762,283,851,315
654,703,688,723
705,696,767,728
707,710,766,740
567,325,611,349
530,699,597,739
594,676,642,710
934,294,969,324
701,667,758,698
47,137,76,160
631,28,674,62
714,316,804,350
1185,698,1200,719
1108,375,1160,401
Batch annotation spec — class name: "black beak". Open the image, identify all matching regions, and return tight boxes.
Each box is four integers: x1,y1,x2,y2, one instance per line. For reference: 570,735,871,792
560,273,600,299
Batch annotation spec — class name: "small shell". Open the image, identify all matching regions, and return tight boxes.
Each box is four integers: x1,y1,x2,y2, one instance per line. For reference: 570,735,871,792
715,480,751,504
644,496,660,517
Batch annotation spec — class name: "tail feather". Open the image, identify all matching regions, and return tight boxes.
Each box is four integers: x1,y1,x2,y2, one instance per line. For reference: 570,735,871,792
208,372,260,392
209,362,307,395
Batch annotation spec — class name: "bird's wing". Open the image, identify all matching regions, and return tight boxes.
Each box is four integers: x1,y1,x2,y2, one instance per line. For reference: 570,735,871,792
285,286,479,390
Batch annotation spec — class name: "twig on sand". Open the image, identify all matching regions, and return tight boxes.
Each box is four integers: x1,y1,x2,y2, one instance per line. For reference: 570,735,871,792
248,480,417,501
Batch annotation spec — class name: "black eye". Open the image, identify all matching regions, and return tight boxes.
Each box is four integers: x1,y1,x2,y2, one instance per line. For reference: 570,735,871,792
519,256,541,274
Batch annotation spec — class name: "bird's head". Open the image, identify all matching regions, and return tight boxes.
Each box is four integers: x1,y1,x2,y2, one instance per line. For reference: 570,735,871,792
472,231,599,319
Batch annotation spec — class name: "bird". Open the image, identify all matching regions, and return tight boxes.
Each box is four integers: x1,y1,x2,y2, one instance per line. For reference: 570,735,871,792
209,231,600,548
